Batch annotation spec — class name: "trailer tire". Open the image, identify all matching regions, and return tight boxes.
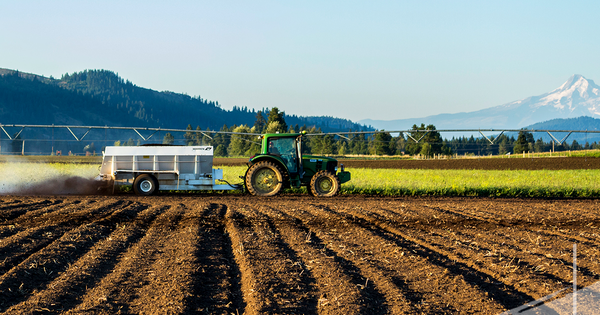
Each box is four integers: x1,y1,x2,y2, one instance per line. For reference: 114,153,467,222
309,171,340,197
133,174,158,196
245,161,284,196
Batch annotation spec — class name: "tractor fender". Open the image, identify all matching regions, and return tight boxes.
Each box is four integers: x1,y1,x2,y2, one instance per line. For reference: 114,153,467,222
249,155,289,173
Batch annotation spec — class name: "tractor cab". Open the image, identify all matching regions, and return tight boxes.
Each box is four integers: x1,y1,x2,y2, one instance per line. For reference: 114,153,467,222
265,135,301,174
244,132,351,197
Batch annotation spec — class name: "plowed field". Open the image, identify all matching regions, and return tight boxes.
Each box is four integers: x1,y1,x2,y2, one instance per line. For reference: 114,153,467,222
1,195,599,314
215,156,600,170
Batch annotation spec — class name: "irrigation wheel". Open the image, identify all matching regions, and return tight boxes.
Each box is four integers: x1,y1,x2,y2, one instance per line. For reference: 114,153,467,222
309,170,340,197
245,161,284,196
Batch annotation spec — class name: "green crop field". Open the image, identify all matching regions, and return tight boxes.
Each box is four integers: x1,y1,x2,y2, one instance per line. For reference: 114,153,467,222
1,162,598,198
339,168,600,198
215,166,600,198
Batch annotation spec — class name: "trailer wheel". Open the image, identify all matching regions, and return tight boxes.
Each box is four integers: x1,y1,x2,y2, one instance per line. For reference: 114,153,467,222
309,171,340,197
245,161,284,196
133,174,158,196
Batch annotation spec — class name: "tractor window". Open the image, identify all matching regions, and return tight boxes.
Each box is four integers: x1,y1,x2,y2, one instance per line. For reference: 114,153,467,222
268,137,298,173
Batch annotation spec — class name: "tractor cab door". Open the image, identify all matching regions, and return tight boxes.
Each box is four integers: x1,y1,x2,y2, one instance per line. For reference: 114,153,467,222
267,137,300,174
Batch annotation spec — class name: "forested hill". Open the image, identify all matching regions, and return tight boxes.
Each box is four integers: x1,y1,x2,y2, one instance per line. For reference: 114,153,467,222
0,68,368,132
525,116,600,131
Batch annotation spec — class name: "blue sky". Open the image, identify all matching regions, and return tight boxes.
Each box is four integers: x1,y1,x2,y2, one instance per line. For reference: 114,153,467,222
2,0,599,122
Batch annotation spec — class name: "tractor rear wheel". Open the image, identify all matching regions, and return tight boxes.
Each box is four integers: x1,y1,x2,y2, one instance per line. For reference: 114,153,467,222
246,161,284,196
133,174,158,196
309,171,340,197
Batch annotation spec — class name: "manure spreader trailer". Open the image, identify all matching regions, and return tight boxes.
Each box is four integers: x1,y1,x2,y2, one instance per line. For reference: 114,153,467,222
96,132,351,197
96,145,238,195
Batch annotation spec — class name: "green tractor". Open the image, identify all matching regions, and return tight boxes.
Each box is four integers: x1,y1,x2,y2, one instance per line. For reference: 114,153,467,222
244,131,351,197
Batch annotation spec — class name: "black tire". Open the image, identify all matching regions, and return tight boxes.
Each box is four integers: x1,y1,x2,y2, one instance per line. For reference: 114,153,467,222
245,161,284,196
309,171,340,197
133,174,158,196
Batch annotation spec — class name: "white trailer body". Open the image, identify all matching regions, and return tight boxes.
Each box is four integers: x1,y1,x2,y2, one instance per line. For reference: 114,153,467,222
97,146,239,193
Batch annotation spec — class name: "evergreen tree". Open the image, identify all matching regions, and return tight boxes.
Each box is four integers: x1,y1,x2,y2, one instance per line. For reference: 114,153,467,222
163,133,175,145
318,135,335,155
420,143,432,157
498,135,510,155
405,124,443,156
253,111,267,133
394,133,406,154
513,130,531,154
571,140,583,150
184,124,194,145
267,107,288,132
193,126,202,145
214,144,227,157
349,133,367,155
370,132,395,155
337,141,349,155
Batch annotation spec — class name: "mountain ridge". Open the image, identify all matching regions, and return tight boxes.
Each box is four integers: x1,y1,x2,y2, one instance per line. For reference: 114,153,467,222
361,74,600,131
0,68,369,133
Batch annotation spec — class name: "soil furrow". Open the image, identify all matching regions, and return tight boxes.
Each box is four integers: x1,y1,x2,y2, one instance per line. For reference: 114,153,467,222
65,203,184,314
0,225,25,239
257,203,391,315
186,203,245,314
426,226,600,290
7,199,86,226
341,204,537,311
362,204,587,296
416,202,600,285
13,199,128,228
0,225,70,275
0,199,25,208
0,222,112,311
0,199,60,223
129,203,206,314
2,203,159,314
423,202,600,247
0,199,132,275
292,204,432,314
225,204,318,314
421,227,576,297
304,202,509,313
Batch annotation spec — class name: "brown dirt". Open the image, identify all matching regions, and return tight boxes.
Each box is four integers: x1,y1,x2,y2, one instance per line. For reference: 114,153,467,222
1,195,599,314
215,156,600,170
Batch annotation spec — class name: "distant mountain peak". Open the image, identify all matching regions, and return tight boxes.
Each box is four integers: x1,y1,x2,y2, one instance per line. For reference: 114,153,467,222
559,74,586,89
360,74,600,130
535,74,600,112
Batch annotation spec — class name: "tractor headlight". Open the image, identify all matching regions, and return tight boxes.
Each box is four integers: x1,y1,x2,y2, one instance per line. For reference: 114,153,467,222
334,166,338,172
341,164,345,172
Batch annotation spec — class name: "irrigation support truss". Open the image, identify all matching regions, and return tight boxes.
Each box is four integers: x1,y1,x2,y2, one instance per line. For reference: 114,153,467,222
0,124,595,146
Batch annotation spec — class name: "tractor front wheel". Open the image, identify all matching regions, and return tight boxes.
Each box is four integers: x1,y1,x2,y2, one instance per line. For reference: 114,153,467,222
309,171,340,197
245,161,284,196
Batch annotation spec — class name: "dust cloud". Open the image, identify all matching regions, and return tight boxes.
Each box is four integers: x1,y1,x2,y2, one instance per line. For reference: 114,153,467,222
6,176,101,195
0,160,101,195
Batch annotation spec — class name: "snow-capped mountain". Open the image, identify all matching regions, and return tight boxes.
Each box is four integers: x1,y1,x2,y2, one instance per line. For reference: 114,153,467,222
360,74,600,130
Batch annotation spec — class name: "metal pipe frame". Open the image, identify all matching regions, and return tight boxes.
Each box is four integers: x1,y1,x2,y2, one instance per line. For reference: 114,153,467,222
0,124,596,144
